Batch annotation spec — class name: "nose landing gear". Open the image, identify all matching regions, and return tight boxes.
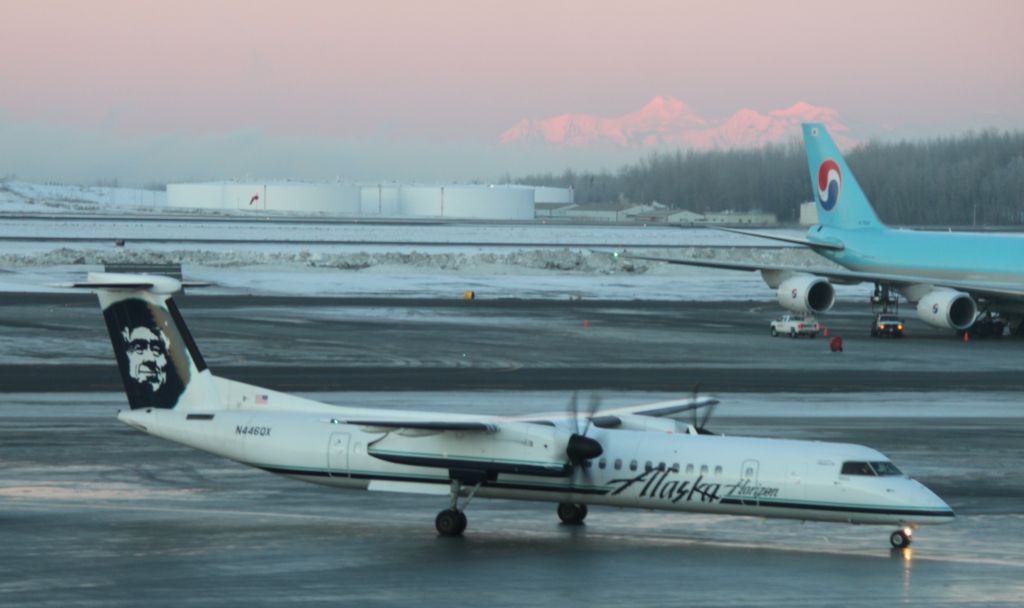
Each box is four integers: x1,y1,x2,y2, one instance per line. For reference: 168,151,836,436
889,527,913,548
435,508,468,536
557,502,588,525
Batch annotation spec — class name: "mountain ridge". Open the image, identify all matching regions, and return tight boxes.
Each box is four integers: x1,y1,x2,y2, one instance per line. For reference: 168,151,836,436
500,97,853,149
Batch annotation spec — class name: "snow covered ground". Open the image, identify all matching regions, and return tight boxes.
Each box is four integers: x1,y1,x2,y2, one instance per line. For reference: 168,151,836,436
0,180,858,301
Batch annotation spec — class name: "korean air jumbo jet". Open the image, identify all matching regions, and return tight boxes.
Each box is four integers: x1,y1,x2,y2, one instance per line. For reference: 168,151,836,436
626,123,1024,336
62,272,953,548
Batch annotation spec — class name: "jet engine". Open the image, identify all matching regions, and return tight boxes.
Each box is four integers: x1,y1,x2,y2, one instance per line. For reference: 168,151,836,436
915,289,977,330
776,275,836,314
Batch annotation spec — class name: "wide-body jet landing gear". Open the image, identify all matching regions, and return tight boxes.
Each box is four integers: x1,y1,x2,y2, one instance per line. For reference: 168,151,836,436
557,503,588,525
889,527,913,549
435,475,483,537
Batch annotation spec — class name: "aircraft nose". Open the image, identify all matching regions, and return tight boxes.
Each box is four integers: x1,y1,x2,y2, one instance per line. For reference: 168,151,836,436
910,480,956,522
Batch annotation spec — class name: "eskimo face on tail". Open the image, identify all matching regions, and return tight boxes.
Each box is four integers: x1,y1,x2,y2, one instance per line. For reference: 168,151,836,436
104,298,189,409
817,159,841,211
123,324,168,391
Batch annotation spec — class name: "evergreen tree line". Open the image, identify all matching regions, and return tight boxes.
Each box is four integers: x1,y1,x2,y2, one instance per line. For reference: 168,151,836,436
514,131,1024,225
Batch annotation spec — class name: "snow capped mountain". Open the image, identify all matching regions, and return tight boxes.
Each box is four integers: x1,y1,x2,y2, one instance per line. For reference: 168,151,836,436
499,97,853,149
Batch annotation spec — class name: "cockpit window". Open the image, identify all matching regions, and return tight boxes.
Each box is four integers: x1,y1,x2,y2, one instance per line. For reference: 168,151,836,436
840,461,875,476
840,461,904,476
870,461,903,476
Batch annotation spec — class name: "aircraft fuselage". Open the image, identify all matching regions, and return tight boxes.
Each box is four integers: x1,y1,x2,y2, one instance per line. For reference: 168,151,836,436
121,406,954,527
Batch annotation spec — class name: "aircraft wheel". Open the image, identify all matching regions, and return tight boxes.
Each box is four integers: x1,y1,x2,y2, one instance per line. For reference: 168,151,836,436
436,508,467,536
889,529,912,549
770,327,778,337
557,502,588,525
789,329,797,338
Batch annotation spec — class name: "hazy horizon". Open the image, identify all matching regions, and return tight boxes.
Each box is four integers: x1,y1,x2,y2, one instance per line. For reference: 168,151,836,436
1,0,1022,186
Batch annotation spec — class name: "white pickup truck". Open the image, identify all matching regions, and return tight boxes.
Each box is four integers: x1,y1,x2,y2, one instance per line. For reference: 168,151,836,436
770,315,821,338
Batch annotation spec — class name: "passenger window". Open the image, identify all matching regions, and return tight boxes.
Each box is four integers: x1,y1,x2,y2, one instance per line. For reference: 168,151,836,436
670,463,680,473
841,461,876,476
686,464,694,474
714,465,723,476
614,458,622,470
598,458,607,470
629,460,638,471
700,465,708,474
657,462,666,471
644,461,653,472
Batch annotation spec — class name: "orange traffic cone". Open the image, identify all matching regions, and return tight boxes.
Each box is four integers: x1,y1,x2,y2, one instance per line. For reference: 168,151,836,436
823,326,829,337
963,331,970,343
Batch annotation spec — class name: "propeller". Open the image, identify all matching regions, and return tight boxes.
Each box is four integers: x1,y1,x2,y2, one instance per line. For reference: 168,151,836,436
689,385,718,435
565,391,604,466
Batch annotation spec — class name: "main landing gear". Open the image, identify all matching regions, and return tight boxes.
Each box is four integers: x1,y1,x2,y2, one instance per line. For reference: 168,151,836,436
889,527,913,549
435,477,482,537
557,503,588,525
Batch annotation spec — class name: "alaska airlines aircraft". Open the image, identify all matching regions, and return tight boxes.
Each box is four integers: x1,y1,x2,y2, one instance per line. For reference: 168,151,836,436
63,273,953,548
625,123,1024,336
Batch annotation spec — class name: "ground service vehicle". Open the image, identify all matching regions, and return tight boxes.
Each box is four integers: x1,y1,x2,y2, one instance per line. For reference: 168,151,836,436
770,315,820,338
871,313,904,337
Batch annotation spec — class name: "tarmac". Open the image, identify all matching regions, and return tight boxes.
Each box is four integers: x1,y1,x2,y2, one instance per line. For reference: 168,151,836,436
1,294,1022,606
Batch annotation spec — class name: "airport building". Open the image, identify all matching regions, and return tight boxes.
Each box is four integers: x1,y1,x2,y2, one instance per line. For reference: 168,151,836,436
702,210,779,225
629,208,705,224
800,201,819,225
167,181,570,221
167,182,362,214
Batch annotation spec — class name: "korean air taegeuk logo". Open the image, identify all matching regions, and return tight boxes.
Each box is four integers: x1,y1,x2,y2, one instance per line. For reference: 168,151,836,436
817,160,841,211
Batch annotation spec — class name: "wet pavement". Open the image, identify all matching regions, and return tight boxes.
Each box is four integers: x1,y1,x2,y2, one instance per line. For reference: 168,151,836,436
1,295,1022,606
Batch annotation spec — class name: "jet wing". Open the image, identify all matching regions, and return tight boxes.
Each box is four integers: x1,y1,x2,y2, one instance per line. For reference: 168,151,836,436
620,253,1024,302
712,227,845,251
618,253,866,283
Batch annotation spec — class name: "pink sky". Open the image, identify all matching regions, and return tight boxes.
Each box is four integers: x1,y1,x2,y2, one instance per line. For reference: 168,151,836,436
1,0,1022,182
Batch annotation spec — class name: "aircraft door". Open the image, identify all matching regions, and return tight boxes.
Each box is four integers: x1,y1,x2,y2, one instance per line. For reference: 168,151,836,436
738,459,761,506
327,432,351,478
741,459,760,483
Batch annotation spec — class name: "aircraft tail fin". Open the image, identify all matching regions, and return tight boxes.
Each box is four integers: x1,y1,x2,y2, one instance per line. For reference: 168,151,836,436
802,123,883,229
64,273,220,410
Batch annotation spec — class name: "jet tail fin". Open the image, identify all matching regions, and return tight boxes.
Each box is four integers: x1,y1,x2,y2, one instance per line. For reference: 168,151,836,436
802,123,883,229
65,273,220,411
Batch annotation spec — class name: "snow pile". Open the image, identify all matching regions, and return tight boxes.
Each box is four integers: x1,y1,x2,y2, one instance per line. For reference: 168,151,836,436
0,245,832,274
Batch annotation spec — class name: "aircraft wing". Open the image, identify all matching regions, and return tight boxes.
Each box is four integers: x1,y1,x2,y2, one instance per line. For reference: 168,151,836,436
350,395,721,436
514,396,718,427
345,419,498,432
619,252,868,283
713,227,845,251
621,253,1024,301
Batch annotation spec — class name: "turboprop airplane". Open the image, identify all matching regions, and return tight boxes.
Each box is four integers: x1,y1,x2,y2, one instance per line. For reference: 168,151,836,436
621,123,1024,337
65,272,953,548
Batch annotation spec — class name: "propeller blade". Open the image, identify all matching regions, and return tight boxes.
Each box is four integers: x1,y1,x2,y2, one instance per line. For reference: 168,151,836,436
568,391,580,435
564,391,604,473
582,392,602,436
689,384,700,430
698,400,717,431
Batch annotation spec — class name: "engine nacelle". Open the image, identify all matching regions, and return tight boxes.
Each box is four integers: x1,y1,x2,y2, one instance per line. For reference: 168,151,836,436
915,288,977,330
776,275,836,314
